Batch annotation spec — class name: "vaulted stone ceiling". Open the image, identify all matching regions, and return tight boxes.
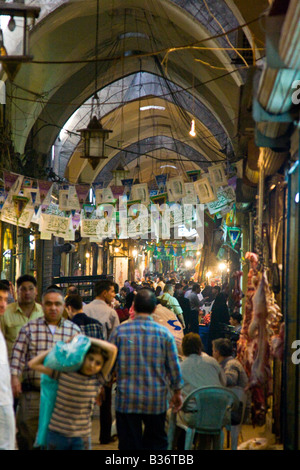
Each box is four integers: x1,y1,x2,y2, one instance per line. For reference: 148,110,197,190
1,0,269,185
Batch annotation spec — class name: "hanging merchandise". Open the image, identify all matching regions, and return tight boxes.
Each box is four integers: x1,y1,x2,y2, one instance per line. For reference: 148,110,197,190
228,227,241,248
236,252,283,426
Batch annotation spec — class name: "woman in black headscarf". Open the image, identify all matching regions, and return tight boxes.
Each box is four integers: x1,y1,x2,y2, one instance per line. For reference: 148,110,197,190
206,288,230,356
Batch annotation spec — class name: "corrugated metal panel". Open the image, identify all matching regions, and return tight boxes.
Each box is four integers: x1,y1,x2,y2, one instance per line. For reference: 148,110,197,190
279,0,300,69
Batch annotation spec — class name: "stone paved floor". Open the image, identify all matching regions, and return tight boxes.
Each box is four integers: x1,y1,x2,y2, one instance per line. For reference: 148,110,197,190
91,415,283,451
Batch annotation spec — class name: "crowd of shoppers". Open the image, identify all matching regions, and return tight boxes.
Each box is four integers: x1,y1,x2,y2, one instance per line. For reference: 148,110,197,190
0,270,247,451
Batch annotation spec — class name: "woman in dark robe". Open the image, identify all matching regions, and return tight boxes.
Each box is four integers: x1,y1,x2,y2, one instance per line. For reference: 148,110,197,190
206,291,230,356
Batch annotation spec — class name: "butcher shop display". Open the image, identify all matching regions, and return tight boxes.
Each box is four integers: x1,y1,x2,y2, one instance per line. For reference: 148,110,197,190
237,252,283,426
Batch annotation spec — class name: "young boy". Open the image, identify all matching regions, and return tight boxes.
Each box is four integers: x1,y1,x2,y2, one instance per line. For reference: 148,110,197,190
28,338,117,450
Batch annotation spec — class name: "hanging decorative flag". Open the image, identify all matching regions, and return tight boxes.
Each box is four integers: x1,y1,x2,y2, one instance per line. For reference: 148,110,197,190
22,177,35,189
121,178,134,199
0,187,5,210
166,176,186,201
186,169,201,182
208,163,228,189
110,185,124,201
182,182,197,204
225,205,236,227
3,172,24,197
194,176,216,204
217,246,226,260
75,184,90,208
131,183,149,205
38,180,53,204
71,211,81,231
155,174,167,194
12,195,29,220
82,203,96,219
206,186,236,215
150,192,167,206
228,227,241,248
149,189,158,197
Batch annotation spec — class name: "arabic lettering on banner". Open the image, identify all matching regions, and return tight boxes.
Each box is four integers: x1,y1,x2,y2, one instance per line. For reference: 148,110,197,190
1,203,34,228
206,186,236,215
80,218,101,238
40,213,71,237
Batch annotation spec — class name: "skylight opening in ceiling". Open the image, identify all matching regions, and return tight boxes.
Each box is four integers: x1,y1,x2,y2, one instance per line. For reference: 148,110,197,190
118,32,149,40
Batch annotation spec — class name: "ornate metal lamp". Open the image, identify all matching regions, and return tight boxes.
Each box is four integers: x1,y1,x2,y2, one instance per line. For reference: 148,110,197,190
78,113,112,170
0,2,40,81
111,162,129,185
77,0,112,170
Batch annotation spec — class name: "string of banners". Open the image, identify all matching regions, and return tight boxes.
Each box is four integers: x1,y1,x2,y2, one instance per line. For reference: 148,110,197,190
0,164,237,241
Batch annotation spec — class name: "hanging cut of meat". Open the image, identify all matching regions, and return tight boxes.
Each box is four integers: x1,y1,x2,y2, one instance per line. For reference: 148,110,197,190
236,252,260,378
248,272,272,388
237,252,283,426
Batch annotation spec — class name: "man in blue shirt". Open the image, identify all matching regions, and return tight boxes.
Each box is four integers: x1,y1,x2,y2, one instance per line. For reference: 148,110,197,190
110,288,183,450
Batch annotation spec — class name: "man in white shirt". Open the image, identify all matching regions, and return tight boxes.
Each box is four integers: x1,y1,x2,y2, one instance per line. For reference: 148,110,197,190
83,280,120,341
0,281,15,450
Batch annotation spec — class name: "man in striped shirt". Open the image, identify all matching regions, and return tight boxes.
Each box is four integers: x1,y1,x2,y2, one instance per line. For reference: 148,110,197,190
10,288,81,450
110,288,183,450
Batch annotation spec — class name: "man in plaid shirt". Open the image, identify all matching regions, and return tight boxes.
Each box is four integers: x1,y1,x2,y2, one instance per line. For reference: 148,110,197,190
65,294,103,339
110,288,183,450
10,288,81,450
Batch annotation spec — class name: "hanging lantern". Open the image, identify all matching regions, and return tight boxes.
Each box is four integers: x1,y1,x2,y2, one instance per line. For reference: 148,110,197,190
111,163,129,185
78,116,113,170
0,3,41,81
